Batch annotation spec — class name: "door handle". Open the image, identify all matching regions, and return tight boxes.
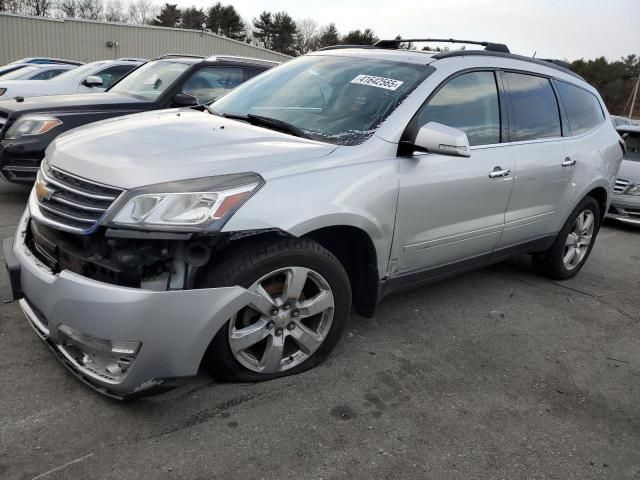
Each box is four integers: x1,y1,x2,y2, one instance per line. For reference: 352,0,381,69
489,166,511,178
562,157,576,167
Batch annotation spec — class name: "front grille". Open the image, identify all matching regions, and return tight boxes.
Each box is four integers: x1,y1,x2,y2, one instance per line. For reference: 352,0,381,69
37,163,123,234
613,178,630,194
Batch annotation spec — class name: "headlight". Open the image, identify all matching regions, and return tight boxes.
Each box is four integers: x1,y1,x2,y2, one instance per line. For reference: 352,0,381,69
5,115,62,139
624,183,640,196
0,88,6,96
105,173,263,232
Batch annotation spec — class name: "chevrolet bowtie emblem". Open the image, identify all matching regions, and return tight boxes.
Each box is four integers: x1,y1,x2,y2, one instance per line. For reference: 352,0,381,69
35,179,54,201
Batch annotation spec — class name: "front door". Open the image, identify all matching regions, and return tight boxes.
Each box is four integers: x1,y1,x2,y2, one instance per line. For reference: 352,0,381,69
391,70,514,275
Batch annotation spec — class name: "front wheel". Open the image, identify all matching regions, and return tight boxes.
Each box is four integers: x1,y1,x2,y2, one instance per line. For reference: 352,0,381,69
201,237,352,382
533,196,601,279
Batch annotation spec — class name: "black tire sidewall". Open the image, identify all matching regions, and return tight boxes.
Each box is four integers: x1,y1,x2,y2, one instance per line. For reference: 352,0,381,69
202,239,352,382
545,197,601,279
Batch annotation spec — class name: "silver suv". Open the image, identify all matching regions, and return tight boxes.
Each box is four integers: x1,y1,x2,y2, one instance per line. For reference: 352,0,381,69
3,39,623,398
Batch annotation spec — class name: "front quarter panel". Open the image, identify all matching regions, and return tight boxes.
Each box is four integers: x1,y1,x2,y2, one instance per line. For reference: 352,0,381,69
223,137,400,278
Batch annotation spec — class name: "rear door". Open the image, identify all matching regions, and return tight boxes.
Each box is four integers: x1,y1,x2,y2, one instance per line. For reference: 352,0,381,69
392,70,515,274
497,71,573,247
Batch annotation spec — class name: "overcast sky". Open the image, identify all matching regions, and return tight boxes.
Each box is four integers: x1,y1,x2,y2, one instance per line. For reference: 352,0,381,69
175,0,638,60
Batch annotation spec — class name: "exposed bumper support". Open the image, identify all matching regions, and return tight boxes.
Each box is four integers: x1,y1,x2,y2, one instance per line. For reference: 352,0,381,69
5,207,266,398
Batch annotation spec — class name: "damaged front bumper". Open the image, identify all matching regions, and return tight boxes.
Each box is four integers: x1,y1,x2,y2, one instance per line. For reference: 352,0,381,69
4,208,262,399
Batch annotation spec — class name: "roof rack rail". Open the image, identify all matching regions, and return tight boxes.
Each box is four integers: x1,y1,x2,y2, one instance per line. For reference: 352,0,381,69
317,44,379,51
154,53,206,60
116,57,149,62
204,55,280,66
431,50,584,81
539,58,571,69
374,38,510,53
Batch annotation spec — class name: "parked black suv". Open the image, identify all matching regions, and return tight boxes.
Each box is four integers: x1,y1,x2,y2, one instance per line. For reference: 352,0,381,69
0,54,278,184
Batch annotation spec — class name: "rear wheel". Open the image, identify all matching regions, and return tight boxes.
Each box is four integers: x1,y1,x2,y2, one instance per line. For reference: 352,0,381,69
533,196,600,279
201,237,351,382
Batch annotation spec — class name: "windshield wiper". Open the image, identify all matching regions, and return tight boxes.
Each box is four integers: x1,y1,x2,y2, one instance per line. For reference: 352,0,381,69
211,111,310,139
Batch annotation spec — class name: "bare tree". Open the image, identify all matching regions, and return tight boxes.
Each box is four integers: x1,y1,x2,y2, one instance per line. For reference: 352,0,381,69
76,0,102,19
58,0,77,17
295,17,318,54
127,0,157,24
103,0,124,22
23,0,53,16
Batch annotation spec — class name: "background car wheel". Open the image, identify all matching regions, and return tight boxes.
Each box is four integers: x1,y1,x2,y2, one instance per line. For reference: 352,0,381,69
533,196,601,280
200,237,352,382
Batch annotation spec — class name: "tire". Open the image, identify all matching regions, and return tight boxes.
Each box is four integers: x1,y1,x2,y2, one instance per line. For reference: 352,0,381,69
200,236,352,382
533,196,601,280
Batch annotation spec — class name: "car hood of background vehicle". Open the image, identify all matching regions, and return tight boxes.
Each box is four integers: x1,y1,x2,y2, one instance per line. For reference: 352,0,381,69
618,159,640,183
48,109,338,189
0,93,148,115
0,79,77,99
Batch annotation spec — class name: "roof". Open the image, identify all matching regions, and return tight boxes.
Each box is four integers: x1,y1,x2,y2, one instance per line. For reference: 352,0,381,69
315,44,583,80
313,47,437,65
154,54,279,68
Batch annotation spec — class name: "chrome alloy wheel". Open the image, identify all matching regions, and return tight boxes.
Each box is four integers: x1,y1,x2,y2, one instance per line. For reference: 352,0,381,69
563,210,595,270
228,267,335,374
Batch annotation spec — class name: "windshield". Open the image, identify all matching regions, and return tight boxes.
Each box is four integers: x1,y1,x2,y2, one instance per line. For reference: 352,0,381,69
109,60,191,100
1,66,39,80
51,62,107,82
210,55,432,145
0,65,29,77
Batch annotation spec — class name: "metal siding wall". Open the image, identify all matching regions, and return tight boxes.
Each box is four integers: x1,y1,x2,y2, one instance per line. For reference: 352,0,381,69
0,13,290,64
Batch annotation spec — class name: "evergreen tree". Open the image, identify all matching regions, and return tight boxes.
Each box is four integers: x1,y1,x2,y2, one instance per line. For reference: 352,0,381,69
206,2,246,40
342,28,378,45
152,3,181,27
181,6,206,30
271,11,297,56
316,23,340,49
252,11,274,49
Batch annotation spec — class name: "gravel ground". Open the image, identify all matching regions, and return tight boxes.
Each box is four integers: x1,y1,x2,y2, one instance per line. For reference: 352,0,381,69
1,181,639,480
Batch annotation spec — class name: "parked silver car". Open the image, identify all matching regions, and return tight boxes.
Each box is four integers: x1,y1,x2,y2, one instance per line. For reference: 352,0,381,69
609,125,640,225
3,39,623,398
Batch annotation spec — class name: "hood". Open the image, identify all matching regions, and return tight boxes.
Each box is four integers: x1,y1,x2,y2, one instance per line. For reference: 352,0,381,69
0,92,148,115
618,159,640,183
0,79,78,99
48,109,338,189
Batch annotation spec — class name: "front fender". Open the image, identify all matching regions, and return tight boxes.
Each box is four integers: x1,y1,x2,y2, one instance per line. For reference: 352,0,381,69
223,157,400,278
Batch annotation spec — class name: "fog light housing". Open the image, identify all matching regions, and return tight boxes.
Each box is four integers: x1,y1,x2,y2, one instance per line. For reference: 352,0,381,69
58,324,141,355
57,324,141,382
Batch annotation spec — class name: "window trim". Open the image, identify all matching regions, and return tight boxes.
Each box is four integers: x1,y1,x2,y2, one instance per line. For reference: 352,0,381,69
399,67,506,155
501,69,564,143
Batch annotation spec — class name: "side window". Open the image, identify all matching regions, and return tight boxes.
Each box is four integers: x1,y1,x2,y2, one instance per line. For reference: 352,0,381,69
418,71,500,146
93,65,136,89
556,81,604,136
30,69,65,80
182,67,244,104
505,72,561,141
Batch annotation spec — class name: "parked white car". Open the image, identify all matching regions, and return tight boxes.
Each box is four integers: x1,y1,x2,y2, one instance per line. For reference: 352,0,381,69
0,63,76,81
0,59,142,100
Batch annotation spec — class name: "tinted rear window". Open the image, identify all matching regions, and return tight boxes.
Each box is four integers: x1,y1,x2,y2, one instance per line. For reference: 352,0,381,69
556,81,604,136
505,72,561,141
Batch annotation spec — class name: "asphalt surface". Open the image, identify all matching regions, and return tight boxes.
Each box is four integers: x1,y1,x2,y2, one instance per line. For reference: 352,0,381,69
0,180,639,480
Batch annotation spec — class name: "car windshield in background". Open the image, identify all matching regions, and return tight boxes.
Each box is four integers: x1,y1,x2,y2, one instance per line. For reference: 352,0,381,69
210,55,432,146
109,60,190,101
0,65,39,79
624,131,640,161
51,62,107,82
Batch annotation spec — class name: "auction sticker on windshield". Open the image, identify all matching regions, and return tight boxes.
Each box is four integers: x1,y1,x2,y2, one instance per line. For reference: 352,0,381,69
350,74,404,91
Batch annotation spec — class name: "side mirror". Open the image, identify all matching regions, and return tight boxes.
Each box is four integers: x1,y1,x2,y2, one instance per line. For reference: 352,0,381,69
173,93,199,107
413,122,471,157
82,75,103,87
